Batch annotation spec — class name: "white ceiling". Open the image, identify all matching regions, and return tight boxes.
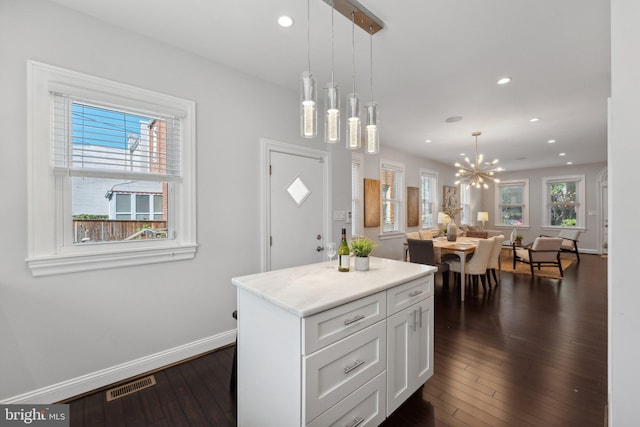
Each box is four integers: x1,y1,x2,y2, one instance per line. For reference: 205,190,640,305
48,0,610,172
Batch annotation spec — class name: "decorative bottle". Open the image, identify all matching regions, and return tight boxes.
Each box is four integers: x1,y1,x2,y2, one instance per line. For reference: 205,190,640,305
338,228,350,272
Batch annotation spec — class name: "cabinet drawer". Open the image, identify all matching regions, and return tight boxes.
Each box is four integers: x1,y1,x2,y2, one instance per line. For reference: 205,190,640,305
303,321,387,423
306,371,386,427
387,275,433,316
303,291,386,355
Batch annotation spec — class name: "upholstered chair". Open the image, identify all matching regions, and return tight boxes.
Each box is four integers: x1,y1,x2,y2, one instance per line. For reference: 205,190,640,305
447,238,494,292
486,234,505,286
541,230,581,262
407,238,449,287
514,237,564,277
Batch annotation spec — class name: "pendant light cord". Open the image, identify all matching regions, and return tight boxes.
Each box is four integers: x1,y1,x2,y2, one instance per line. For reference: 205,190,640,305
331,0,335,85
351,12,356,94
369,25,374,104
307,0,311,74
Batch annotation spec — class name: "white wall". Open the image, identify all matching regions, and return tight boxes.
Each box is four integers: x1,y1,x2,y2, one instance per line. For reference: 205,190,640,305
480,162,607,252
610,0,640,424
357,144,457,261
0,0,347,402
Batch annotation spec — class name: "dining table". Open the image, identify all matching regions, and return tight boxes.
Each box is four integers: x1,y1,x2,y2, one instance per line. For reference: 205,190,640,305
432,236,478,302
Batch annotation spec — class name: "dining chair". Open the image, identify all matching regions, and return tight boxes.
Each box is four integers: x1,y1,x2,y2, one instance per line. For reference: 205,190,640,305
513,237,564,277
486,234,505,287
407,238,449,287
447,238,494,292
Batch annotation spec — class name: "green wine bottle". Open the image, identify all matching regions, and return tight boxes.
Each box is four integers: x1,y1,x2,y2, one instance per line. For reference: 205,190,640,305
338,228,350,272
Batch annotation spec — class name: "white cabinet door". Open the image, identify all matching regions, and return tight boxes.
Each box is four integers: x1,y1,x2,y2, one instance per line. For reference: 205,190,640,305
386,297,434,415
415,297,434,385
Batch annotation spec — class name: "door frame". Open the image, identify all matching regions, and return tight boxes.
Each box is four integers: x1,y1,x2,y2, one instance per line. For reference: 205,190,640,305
260,138,331,272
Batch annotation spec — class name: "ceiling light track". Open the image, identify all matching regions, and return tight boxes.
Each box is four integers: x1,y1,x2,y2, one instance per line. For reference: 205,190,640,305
320,0,384,34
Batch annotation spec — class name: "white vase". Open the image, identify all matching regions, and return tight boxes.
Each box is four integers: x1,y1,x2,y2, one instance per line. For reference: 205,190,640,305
354,256,369,271
447,220,457,241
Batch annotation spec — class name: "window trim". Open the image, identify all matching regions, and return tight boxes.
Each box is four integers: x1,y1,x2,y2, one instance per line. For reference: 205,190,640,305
541,174,586,229
379,160,405,237
494,178,530,228
459,183,471,225
26,60,197,276
419,168,438,230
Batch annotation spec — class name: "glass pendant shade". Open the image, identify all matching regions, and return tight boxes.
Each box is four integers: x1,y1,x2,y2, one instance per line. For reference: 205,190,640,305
324,83,340,143
346,93,361,149
365,103,379,154
300,71,317,138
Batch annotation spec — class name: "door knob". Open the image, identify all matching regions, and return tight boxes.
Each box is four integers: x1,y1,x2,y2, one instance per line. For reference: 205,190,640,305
316,246,324,252
317,234,322,240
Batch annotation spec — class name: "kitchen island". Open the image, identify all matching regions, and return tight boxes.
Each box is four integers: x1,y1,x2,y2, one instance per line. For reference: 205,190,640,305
232,257,436,427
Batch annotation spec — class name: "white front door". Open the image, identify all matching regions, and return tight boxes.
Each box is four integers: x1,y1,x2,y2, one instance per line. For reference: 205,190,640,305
268,147,327,271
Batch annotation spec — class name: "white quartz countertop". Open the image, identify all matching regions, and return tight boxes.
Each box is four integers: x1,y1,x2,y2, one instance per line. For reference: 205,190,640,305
232,257,436,317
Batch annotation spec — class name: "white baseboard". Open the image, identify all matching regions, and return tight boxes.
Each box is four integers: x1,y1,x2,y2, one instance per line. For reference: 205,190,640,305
1,330,236,404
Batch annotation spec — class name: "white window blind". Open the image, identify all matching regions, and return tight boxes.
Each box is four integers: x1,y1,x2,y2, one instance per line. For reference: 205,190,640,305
381,161,404,233
351,154,363,236
52,93,182,182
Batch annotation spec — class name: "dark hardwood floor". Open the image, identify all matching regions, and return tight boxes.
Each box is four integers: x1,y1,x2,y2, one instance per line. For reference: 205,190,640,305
68,254,607,426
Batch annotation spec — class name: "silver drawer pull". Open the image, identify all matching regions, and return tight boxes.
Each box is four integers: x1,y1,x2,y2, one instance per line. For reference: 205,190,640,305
409,290,423,297
344,314,365,325
347,417,365,427
344,359,365,374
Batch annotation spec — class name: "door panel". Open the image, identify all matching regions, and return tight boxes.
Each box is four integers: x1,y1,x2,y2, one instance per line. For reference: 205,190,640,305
270,150,325,270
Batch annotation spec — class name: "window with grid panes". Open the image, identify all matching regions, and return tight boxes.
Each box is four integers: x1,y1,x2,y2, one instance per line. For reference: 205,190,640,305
27,61,197,276
495,179,529,227
420,169,437,229
381,161,404,234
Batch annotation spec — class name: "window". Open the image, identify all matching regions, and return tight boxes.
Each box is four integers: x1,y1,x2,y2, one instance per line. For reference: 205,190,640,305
495,179,529,227
380,161,404,234
543,175,585,228
27,61,197,276
460,184,471,225
419,169,437,229
351,153,364,237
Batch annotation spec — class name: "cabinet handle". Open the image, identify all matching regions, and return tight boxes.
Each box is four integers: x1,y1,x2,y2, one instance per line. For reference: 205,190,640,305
344,314,365,325
418,307,423,328
346,417,365,427
344,359,365,374
409,290,423,297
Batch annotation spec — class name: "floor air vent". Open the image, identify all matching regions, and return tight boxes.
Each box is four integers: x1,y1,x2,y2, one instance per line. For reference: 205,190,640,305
106,375,156,401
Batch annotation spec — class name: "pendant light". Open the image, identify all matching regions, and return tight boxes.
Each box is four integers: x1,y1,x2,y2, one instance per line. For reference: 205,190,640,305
300,0,317,138
346,12,361,149
454,132,502,189
365,25,379,154
324,0,340,143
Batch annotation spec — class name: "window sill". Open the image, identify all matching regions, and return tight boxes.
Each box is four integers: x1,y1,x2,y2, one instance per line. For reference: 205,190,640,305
379,232,405,240
26,243,198,277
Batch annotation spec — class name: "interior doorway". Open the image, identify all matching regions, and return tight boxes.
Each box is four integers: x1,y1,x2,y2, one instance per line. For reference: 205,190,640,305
260,139,330,271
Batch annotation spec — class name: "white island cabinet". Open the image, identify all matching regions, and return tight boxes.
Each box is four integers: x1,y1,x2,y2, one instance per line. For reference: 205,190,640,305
232,257,436,427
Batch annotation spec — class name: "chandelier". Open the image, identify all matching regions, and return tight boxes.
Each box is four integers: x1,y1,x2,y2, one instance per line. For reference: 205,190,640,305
454,131,502,189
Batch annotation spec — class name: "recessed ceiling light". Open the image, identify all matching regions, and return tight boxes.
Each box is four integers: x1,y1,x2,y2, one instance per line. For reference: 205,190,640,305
278,15,294,27
559,152,566,156
547,139,556,143
460,153,466,156
530,117,540,122
425,139,431,143
566,161,573,165
445,116,463,123
497,77,511,85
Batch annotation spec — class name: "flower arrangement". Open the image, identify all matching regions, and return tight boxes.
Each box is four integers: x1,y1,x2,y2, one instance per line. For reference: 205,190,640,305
442,204,463,219
350,237,379,257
